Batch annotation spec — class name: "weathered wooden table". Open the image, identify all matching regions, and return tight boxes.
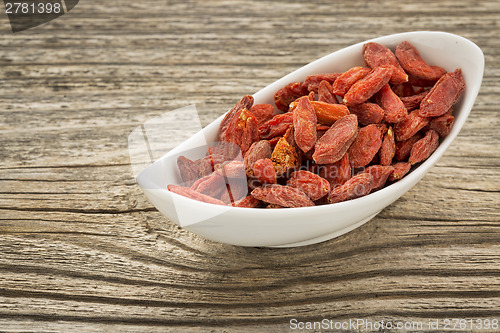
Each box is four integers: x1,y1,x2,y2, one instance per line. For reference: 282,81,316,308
1,1,499,332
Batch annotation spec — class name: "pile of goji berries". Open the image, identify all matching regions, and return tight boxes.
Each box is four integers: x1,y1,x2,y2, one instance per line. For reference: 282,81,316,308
168,40,465,208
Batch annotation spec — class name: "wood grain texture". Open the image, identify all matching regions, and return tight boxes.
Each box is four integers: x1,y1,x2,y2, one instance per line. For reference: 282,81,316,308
0,0,499,332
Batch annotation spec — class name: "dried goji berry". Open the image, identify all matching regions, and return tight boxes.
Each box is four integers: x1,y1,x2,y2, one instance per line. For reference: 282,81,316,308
400,90,428,111
311,101,350,126
361,165,394,191
394,110,430,141
428,113,454,137
271,137,300,177
388,162,411,181
217,95,254,141
362,42,408,84
215,160,246,179
177,155,200,186
287,170,330,201
313,114,359,164
331,66,371,97
347,124,383,168
419,69,465,118
318,80,338,104
348,103,385,126
197,153,228,177
251,184,315,207
407,74,440,88
232,195,261,208
253,158,277,185
304,73,341,93
396,41,447,81
392,81,416,97
379,126,396,166
274,82,309,111
394,133,423,162
258,112,293,140
244,140,272,176
223,108,259,155
343,65,394,105
250,104,275,127
408,129,440,165
328,173,374,204
167,184,226,206
266,203,284,209
293,97,318,153
377,84,408,123
190,171,227,198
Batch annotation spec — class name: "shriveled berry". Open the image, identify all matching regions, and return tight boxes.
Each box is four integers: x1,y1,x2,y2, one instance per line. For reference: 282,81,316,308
394,110,430,141
217,95,254,141
287,170,330,201
251,184,315,207
379,126,396,166
167,184,226,206
343,65,394,105
388,162,411,181
244,140,272,176
362,165,394,191
311,101,350,125
377,84,408,123
408,130,440,165
428,114,454,137
274,82,309,111
362,42,408,84
313,114,359,164
253,158,277,185
331,66,371,97
271,137,300,177
250,104,275,127
258,112,293,140
347,124,383,168
318,80,338,104
419,69,465,118
328,173,374,204
348,103,384,126
396,41,447,81
304,73,341,93
293,97,318,153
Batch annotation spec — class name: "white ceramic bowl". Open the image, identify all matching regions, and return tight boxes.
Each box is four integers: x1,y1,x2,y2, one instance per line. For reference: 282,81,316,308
136,31,484,247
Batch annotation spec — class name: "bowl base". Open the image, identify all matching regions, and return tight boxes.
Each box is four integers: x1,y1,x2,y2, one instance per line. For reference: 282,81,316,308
268,212,379,248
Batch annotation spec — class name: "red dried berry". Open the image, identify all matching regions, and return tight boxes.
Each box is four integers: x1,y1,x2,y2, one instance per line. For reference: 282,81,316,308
331,66,371,97
362,42,408,84
419,69,465,118
396,41,447,81
408,130,440,165
394,109,430,141
274,82,309,111
253,158,277,185
347,124,383,168
293,97,318,153
379,126,396,166
328,173,374,204
167,184,226,206
258,112,294,140
343,65,394,105
287,170,330,201
313,114,359,164
251,184,315,207
388,162,411,181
